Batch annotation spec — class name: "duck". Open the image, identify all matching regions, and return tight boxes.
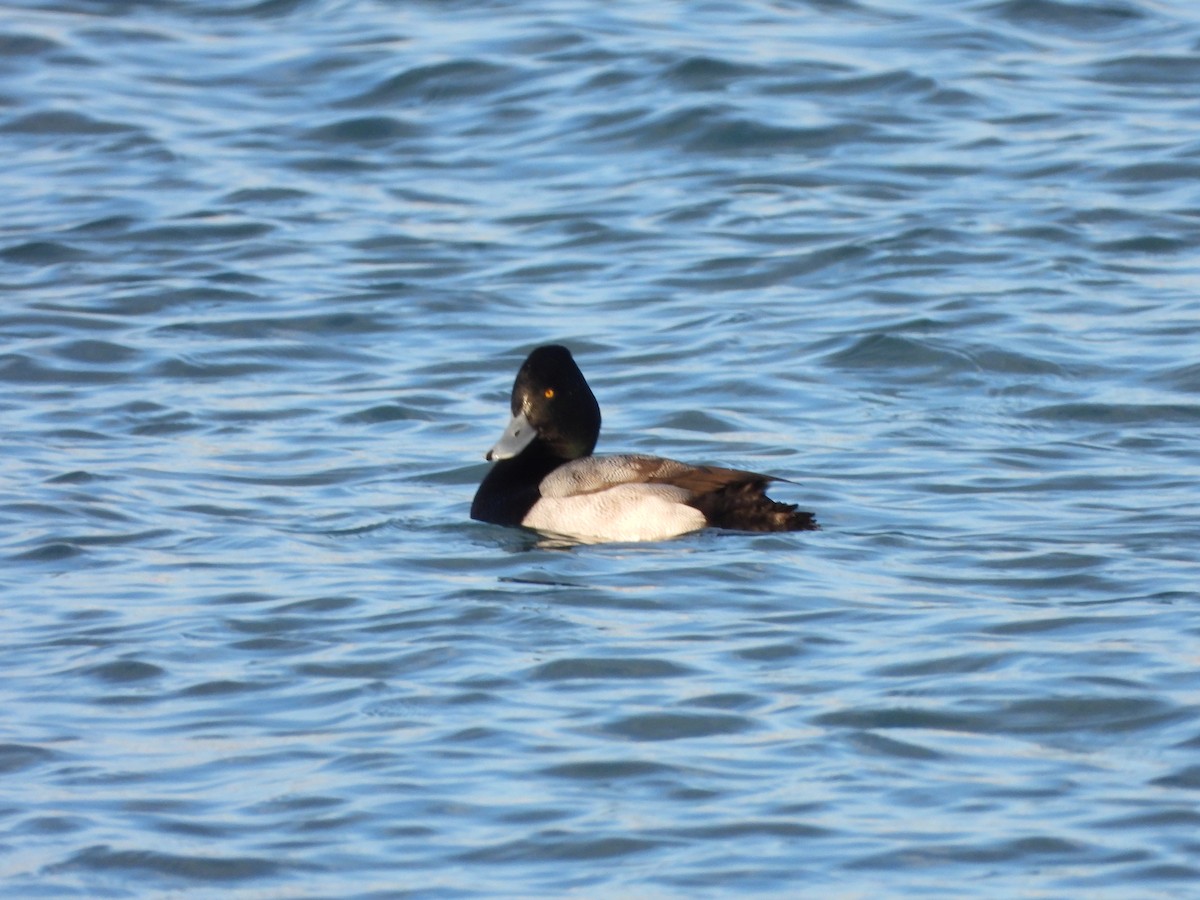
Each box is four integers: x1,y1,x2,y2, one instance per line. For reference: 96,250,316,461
470,345,817,543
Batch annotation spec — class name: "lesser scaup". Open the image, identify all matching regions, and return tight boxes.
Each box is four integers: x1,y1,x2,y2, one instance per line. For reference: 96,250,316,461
470,345,818,542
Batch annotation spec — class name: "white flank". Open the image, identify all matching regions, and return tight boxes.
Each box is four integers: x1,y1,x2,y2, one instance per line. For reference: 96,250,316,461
522,483,706,542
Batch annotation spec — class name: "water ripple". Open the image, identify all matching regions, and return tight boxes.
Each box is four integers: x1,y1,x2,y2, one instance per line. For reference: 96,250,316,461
3,0,1200,897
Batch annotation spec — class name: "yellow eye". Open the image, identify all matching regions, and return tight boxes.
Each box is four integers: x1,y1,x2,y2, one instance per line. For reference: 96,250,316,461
544,388,555,399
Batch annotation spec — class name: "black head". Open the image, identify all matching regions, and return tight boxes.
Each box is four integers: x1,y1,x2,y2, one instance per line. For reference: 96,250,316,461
487,345,601,462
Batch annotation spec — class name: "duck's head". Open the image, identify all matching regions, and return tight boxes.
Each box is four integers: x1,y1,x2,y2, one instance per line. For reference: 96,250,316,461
486,345,601,462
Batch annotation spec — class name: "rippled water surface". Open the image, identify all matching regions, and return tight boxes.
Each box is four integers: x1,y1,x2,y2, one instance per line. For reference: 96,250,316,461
3,0,1200,895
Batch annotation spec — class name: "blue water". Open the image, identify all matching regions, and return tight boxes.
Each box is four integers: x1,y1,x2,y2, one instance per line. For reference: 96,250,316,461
3,0,1200,895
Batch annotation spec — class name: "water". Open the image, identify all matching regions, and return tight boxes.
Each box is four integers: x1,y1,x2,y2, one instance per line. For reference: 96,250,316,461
3,0,1200,895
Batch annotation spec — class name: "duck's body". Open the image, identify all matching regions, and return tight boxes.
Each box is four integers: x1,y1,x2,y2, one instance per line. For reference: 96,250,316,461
470,345,817,543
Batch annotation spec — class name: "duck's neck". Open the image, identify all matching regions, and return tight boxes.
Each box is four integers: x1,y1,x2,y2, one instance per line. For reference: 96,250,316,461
471,442,578,525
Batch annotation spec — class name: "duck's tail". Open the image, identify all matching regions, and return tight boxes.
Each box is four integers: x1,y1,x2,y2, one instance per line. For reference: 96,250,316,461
689,479,818,532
